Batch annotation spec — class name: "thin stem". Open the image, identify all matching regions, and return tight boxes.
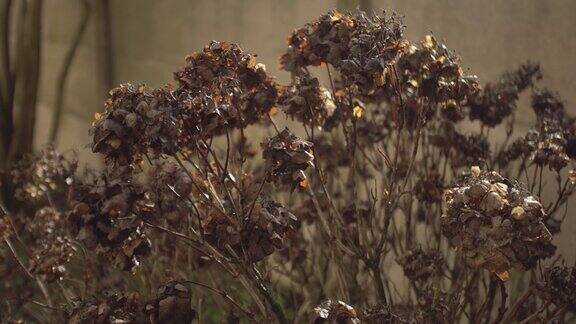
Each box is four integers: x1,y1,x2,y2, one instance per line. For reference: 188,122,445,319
49,0,91,143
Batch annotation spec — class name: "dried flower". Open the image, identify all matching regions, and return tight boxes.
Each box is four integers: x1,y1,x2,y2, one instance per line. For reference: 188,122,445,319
0,214,11,241
278,75,335,127
67,292,140,324
25,207,75,282
11,146,77,205
442,170,555,277
68,167,150,270
468,62,541,127
91,84,181,166
414,287,458,324
174,41,279,138
397,247,443,282
362,304,411,324
311,300,359,324
144,281,195,324
431,124,491,168
535,265,576,311
28,236,74,282
203,197,296,263
262,128,314,188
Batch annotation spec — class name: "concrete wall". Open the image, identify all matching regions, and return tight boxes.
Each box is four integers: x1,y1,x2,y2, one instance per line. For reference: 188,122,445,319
37,0,576,259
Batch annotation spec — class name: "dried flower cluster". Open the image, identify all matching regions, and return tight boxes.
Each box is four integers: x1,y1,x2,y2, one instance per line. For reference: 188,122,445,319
1,9,576,324
174,41,279,137
311,300,359,324
11,146,76,204
442,168,555,278
396,247,443,282
68,168,150,270
536,265,576,311
262,128,314,188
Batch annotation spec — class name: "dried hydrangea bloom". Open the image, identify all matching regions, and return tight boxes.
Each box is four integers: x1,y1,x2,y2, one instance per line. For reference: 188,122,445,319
67,292,140,324
395,35,478,120
397,247,443,282
144,281,195,324
535,265,576,311
281,10,405,100
311,300,359,324
262,128,314,188
281,11,356,71
67,167,150,270
174,41,279,138
498,90,576,170
278,75,335,127
467,62,541,127
91,84,180,166
442,168,555,279
25,207,75,282
28,236,74,282
11,146,77,204
203,197,296,263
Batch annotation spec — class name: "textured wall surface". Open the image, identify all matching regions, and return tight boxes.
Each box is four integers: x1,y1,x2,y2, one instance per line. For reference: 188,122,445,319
36,0,576,259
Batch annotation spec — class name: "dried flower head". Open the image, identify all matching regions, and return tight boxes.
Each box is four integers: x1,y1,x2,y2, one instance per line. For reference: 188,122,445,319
397,247,443,282
174,41,278,139
144,281,195,324
278,75,335,127
28,236,74,282
11,146,77,204
203,197,296,263
395,35,478,120
24,207,75,282
468,62,541,127
262,128,314,188
431,124,491,169
311,300,359,324
535,265,576,311
91,84,180,166
67,292,140,324
414,287,458,324
442,169,555,278
68,168,150,270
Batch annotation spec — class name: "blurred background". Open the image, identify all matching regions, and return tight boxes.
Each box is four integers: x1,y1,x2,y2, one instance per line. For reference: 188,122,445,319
2,0,575,257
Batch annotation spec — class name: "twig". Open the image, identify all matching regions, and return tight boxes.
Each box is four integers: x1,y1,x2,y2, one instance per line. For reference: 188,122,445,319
49,0,91,143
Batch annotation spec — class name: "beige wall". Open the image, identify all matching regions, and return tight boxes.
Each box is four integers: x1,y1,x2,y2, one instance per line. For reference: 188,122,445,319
37,0,576,259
